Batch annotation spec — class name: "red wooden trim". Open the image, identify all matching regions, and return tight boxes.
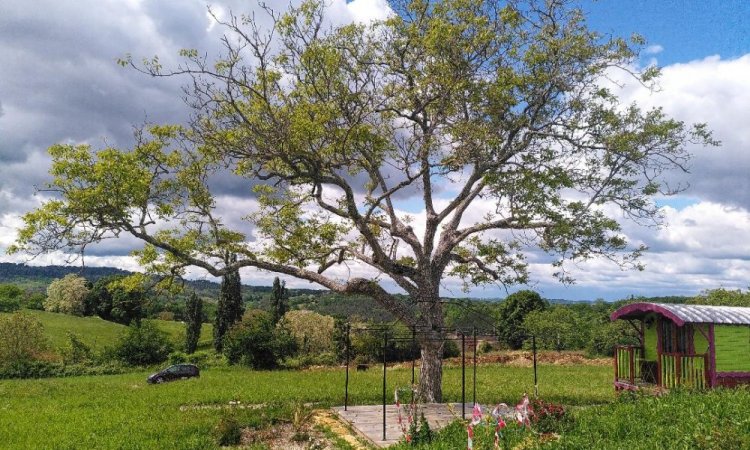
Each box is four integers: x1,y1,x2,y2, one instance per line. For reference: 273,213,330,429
709,324,716,388
613,347,618,382
611,303,686,326
716,372,750,378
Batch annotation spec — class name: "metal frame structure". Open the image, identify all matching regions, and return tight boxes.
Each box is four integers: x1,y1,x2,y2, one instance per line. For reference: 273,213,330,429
341,324,540,441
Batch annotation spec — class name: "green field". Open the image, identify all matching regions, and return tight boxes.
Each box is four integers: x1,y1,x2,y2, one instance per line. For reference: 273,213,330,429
1,360,748,449
0,310,214,352
0,364,611,449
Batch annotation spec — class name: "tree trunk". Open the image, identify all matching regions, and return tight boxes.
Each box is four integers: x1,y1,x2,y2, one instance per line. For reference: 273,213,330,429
419,338,443,402
417,292,444,402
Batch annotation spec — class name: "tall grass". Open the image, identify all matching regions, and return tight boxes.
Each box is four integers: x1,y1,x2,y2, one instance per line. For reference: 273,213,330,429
553,388,750,449
0,364,612,449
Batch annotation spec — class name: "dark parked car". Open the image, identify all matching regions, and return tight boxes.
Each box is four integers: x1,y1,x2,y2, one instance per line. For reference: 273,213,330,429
147,364,200,384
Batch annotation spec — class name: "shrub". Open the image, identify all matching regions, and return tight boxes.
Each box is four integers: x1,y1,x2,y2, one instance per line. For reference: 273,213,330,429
0,296,20,313
0,360,64,379
409,413,432,445
169,350,224,367
587,321,638,356
85,275,146,325
21,292,46,310
113,321,173,366
0,360,127,380
168,351,188,365
283,352,338,369
529,398,571,433
0,284,23,312
156,311,175,321
0,312,48,366
442,340,460,358
61,332,93,365
223,310,297,369
214,414,242,446
282,310,334,355
349,322,419,363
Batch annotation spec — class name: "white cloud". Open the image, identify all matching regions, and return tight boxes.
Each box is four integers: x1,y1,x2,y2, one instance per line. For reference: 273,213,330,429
343,0,392,23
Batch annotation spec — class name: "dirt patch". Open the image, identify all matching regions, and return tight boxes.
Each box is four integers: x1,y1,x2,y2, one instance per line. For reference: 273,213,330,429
313,410,372,450
238,410,371,450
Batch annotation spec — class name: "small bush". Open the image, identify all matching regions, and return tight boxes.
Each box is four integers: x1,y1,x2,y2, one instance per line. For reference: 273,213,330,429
0,360,127,380
169,350,224,367
0,284,23,312
21,292,46,310
352,354,371,366
0,312,48,366
61,332,93,365
156,311,175,321
214,414,242,446
408,413,432,445
113,321,173,366
283,352,338,369
479,341,494,354
0,296,20,312
169,351,188,365
529,398,570,433
442,340,460,358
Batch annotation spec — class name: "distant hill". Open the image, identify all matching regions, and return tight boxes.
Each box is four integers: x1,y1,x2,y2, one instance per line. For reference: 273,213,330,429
0,262,326,296
0,262,131,284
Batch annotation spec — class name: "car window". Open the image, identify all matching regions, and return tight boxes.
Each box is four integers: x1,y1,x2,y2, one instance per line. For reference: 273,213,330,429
166,366,180,374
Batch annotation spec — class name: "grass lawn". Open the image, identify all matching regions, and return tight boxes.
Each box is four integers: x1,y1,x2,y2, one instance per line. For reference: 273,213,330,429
0,364,613,449
0,310,214,352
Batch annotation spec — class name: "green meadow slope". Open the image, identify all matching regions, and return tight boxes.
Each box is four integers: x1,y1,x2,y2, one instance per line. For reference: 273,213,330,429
1,309,214,352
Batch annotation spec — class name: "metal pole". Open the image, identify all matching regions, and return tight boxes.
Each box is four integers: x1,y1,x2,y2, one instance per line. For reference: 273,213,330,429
473,326,477,406
533,335,538,398
383,331,387,442
344,323,350,411
411,327,416,385
461,332,466,420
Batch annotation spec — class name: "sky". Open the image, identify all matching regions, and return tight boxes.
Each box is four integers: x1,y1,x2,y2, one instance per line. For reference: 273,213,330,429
1,0,749,301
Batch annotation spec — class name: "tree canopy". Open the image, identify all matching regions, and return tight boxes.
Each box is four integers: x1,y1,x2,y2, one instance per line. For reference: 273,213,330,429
10,0,716,400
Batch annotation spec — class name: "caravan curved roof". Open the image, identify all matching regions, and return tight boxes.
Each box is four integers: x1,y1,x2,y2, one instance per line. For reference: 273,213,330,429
610,302,750,326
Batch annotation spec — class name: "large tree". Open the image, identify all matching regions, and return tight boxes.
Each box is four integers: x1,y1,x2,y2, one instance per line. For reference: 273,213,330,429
45,274,89,316
10,0,716,401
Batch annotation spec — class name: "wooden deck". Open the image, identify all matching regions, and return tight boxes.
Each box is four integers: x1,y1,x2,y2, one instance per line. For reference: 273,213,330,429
333,403,514,447
332,403,466,447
